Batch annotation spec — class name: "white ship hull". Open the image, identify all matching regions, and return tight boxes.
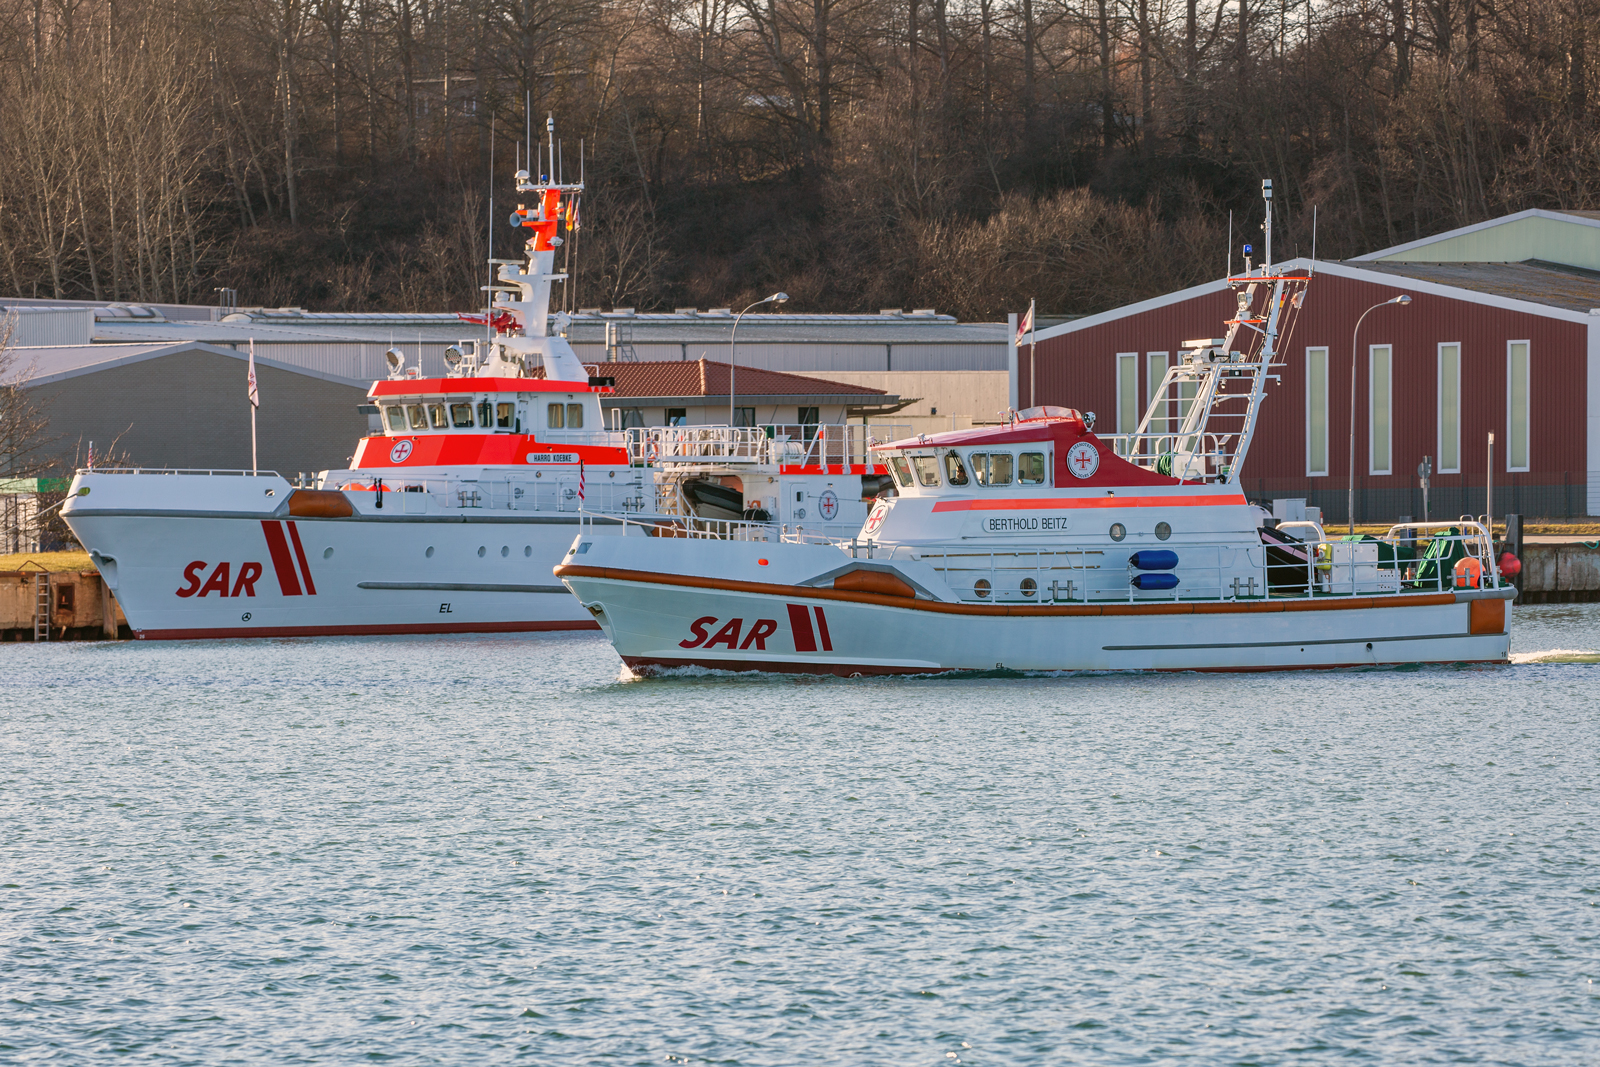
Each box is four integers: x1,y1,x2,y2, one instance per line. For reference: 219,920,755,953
64,471,624,639
557,537,1514,674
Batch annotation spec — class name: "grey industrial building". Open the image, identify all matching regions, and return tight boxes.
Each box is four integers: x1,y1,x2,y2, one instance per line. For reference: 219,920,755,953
1,299,1011,478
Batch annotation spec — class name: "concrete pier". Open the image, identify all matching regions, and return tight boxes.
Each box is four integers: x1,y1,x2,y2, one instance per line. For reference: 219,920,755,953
1516,539,1600,603
2,567,129,640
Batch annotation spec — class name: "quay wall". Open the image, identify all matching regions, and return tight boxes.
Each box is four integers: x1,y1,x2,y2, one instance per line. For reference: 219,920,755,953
1517,543,1600,603
2,570,130,640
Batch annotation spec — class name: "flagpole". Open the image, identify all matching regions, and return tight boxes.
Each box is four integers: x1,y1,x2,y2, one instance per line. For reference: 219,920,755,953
248,338,259,475
1028,298,1037,408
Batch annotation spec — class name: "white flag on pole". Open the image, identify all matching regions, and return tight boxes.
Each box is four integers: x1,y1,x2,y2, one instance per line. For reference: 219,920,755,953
1014,302,1035,348
247,339,260,409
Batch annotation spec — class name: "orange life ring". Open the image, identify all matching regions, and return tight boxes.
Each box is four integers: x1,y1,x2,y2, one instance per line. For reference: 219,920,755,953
1453,556,1483,589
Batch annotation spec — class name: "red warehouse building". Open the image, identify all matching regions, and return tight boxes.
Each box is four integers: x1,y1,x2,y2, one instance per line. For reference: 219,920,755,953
1014,211,1600,523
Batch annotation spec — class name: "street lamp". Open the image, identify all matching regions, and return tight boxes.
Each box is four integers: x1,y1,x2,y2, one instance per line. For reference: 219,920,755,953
730,292,788,427
1348,293,1412,533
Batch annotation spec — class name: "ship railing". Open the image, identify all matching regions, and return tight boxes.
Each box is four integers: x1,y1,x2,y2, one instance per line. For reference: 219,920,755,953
584,512,872,544
1102,433,1232,477
625,424,910,469
895,524,1502,604
74,467,283,477
320,471,650,515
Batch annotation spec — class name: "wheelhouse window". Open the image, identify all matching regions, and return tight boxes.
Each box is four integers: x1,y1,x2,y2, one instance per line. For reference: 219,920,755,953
385,406,407,432
497,402,514,429
890,456,913,487
566,403,584,429
971,452,1013,486
944,452,969,485
477,400,492,427
912,455,941,486
547,402,565,428
450,403,474,428
427,404,447,429
1018,452,1047,485
407,404,427,430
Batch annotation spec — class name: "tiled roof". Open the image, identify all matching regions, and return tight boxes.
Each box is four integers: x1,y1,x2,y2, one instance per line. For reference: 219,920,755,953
1342,260,1600,312
539,358,892,400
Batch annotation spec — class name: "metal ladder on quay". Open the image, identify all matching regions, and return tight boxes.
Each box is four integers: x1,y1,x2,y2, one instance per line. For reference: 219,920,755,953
32,570,51,642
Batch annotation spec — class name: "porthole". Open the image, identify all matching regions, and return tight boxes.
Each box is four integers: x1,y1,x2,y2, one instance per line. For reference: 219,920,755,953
1109,522,1127,542
1021,578,1037,598
322,547,334,559
425,546,435,558
1155,521,1172,541
974,578,992,599
477,546,487,557
524,545,533,557
500,545,510,558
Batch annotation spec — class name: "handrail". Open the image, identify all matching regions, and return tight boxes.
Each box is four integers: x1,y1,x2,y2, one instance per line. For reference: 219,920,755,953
76,467,283,477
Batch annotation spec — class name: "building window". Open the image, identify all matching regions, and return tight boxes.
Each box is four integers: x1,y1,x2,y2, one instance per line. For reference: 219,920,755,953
666,408,687,426
1306,347,1328,476
1507,340,1530,471
620,408,646,429
1116,352,1138,453
1145,352,1168,430
1438,343,1460,473
1369,344,1392,475
798,406,819,439
734,407,756,427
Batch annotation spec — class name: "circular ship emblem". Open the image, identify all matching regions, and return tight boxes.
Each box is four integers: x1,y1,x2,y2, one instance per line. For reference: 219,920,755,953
389,439,414,463
864,499,889,535
1066,441,1100,479
818,489,840,520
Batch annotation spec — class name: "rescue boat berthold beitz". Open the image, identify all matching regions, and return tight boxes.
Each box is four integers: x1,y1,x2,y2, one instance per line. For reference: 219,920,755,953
556,191,1514,674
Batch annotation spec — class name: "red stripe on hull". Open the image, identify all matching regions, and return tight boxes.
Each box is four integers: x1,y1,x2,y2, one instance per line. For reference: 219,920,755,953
134,619,599,640
621,655,1507,677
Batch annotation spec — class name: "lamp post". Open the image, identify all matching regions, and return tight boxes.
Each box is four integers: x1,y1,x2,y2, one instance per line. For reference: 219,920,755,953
1348,294,1411,533
730,292,789,427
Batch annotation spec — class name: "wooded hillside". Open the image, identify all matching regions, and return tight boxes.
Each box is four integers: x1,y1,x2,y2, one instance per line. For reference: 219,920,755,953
2,0,1596,320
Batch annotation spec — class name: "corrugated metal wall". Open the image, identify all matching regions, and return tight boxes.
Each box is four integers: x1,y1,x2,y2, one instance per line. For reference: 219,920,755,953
8,309,95,347
574,341,1007,373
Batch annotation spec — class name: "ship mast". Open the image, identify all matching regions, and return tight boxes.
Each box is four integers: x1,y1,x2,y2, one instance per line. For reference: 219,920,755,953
1127,178,1309,484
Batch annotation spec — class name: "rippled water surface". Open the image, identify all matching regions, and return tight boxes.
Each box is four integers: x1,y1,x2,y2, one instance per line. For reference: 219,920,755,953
4,604,1598,1065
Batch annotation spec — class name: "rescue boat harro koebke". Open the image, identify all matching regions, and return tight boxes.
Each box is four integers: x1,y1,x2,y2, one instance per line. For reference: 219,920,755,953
61,123,902,639
556,187,1515,674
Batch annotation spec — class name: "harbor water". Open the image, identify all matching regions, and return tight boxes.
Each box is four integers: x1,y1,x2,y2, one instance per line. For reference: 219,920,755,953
3,604,1597,1064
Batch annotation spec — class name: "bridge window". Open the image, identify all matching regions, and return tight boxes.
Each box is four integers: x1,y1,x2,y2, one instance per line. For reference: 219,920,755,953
385,406,406,432
943,452,969,486
407,404,427,430
890,456,913,487
566,403,584,429
450,403,474,427
497,402,514,429
427,404,447,429
972,452,1012,486
1018,452,1047,485
912,455,940,487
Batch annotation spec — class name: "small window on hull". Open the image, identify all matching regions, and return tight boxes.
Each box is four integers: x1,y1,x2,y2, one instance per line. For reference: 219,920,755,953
913,455,940,486
385,406,407,431
450,403,474,427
